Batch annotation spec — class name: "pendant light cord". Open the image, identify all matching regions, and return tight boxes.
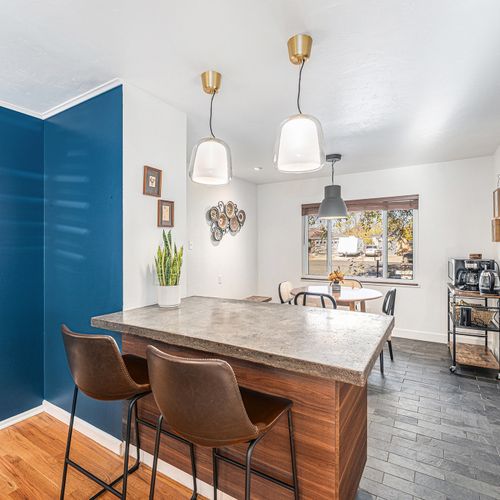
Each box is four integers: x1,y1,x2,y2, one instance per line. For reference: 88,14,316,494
209,91,216,138
297,60,305,114
331,162,335,184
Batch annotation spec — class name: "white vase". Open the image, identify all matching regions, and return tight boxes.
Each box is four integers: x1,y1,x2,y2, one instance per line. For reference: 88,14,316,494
157,285,180,308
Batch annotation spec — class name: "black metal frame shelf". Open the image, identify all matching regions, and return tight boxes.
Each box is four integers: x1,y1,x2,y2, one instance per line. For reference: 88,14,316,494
447,284,500,380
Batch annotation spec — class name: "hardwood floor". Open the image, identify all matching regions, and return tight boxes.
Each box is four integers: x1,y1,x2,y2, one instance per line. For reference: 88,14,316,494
0,412,197,499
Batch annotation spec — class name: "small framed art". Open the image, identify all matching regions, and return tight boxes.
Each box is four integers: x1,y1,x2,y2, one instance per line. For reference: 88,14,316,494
158,200,174,227
143,166,162,197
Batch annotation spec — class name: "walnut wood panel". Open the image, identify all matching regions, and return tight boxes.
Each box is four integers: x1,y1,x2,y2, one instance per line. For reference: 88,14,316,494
338,382,368,500
123,334,368,500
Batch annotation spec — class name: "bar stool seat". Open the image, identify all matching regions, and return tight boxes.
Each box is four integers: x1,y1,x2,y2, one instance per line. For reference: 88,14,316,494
240,387,291,432
123,354,151,388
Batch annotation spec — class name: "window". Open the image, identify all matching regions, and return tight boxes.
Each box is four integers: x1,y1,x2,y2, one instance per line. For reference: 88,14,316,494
302,195,418,282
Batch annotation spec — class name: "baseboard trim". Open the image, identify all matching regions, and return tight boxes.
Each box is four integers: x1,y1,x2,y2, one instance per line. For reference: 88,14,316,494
392,328,446,344
42,400,122,455
41,401,231,499
0,405,44,430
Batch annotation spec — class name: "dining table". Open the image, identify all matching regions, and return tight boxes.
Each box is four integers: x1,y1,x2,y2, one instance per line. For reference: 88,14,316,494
291,284,383,312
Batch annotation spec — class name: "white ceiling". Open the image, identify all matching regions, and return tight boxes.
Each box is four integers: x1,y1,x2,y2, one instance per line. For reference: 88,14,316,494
2,0,500,183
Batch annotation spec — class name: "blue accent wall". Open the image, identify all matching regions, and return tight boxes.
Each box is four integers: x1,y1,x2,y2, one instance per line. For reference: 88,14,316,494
0,107,44,420
44,87,123,437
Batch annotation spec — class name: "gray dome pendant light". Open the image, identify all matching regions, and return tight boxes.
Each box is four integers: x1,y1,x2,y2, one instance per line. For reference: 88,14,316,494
318,154,347,219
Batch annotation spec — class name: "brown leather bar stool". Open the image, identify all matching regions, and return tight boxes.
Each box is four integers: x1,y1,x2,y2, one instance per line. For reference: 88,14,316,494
60,325,151,499
147,346,299,500
60,325,198,499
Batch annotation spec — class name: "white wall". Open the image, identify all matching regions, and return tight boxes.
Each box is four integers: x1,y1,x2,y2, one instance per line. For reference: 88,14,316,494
187,177,257,299
257,156,495,343
123,84,187,310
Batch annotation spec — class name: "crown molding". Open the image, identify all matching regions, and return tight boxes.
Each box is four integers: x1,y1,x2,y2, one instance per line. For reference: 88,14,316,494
0,78,123,120
41,78,123,119
0,99,43,119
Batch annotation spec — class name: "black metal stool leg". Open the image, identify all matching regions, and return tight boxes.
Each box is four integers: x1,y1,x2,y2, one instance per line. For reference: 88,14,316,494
189,442,197,499
287,409,299,500
245,437,262,500
60,385,78,500
135,402,141,464
121,396,141,499
89,394,149,500
380,351,384,375
388,340,394,361
149,415,163,500
212,448,218,500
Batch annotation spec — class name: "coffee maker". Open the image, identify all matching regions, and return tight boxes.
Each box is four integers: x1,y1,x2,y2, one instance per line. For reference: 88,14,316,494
479,265,500,294
448,258,497,291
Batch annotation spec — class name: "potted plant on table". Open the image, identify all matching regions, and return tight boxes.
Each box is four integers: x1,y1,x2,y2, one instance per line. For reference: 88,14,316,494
155,229,184,308
328,267,344,292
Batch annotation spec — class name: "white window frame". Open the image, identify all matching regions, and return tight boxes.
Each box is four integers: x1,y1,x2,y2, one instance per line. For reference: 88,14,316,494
301,209,419,284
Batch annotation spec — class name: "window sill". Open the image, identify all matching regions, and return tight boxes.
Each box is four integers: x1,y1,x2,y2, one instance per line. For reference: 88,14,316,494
300,276,420,287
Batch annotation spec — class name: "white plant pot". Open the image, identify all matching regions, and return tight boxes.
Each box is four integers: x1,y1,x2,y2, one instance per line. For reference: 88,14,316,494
157,285,181,308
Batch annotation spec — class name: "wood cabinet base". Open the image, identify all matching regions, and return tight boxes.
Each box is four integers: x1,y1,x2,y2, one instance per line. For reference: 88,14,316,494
123,334,367,500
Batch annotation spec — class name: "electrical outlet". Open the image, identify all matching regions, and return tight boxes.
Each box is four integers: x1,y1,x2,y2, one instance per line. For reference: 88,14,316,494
188,241,193,250
217,275,222,285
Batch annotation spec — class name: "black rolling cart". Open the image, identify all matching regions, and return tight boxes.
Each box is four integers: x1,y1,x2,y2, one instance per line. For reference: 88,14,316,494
447,283,500,380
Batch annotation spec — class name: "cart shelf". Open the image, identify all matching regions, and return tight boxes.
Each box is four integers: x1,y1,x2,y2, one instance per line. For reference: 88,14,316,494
447,283,500,380
448,342,499,370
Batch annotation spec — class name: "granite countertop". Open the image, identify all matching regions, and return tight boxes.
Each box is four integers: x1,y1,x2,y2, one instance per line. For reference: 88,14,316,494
92,296,394,386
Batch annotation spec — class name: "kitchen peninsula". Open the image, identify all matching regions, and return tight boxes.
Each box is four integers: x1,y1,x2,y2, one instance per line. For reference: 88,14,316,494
92,296,394,499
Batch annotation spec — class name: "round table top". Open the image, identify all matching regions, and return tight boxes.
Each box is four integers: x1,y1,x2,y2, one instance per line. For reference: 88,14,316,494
291,285,383,305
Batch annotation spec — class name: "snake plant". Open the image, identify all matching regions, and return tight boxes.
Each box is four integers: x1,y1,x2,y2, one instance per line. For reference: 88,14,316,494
155,230,183,286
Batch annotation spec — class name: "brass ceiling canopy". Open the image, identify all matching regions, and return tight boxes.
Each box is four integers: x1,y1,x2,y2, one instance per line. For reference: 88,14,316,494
287,34,313,65
201,70,221,94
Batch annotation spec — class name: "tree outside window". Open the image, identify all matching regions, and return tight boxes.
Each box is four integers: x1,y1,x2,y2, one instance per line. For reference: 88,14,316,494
303,198,416,281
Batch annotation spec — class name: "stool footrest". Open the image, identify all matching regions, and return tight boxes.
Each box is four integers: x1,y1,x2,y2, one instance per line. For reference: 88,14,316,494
214,450,295,492
137,416,193,445
66,457,139,498
88,460,141,499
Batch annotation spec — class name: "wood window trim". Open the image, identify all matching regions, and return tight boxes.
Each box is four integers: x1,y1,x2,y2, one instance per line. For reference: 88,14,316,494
302,194,419,216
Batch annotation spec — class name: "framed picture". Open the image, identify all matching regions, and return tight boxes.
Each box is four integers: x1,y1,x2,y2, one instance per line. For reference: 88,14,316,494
143,166,162,197
158,200,174,227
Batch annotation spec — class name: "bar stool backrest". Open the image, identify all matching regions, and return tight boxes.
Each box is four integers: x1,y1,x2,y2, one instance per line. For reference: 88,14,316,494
382,288,397,316
293,291,337,309
146,346,259,447
278,281,293,303
61,324,144,401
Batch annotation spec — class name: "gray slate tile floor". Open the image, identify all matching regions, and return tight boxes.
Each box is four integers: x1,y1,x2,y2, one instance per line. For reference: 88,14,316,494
357,338,500,500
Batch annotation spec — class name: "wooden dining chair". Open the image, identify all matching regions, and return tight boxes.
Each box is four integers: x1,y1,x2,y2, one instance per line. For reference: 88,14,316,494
293,291,337,309
342,279,363,289
278,281,294,304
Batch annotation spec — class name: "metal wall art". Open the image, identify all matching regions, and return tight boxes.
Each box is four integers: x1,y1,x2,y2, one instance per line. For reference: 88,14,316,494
207,201,246,241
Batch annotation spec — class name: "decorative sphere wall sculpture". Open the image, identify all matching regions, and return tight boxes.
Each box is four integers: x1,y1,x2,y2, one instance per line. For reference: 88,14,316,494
207,201,246,241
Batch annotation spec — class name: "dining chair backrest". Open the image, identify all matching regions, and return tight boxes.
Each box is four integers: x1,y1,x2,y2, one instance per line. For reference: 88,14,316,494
342,279,363,289
278,281,293,304
382,288,397,316
293,291,337,309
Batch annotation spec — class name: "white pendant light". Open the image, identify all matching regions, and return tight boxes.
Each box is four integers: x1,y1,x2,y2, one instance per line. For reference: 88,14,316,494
189,71,232,185
274,34,326,173
318,154,347,219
